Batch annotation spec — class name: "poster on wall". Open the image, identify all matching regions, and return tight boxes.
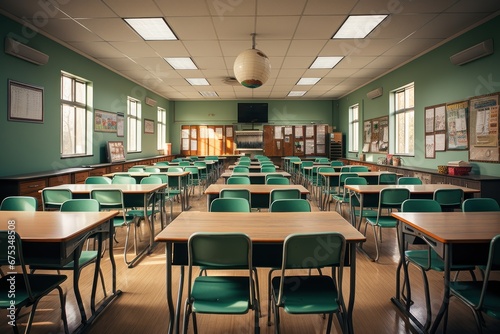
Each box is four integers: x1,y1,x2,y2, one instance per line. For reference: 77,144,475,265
446,100,468,150
469,93,499,162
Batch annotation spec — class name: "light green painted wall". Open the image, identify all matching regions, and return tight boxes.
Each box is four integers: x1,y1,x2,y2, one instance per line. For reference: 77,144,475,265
0,15,170,177
171,100,335,154
337,15,500,177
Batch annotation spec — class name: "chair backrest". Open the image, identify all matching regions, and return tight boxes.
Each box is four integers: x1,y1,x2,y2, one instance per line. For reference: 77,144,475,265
233,166,250,173
85,176,112,184
378,173,398,185
42,188,72,210
112,175,137,184
144,167,160,173
397,177,422,185
149,173,168,184
344,177,368,207
140,176,163,184
227,176,251,184
340,166,351,172
128,167,144,172
317,158,330,164
155,161,169,166
194,161,207,167
350,166,369,172
269,188,301,206
184,166,199,175
91,189,125,210
462,198,500,212
0,231,32,294
300,161,313,168
338,172,358,188
237,161,251,166
378,188,411,210
433,188,464,209
0,196,38,211
261,166,276,173
269,199,311,212
220,188,251,203
167,167,184,173
481,234,500,287
330,160,344,167
266,177,290,185
60,198,100,212
401,199,442,212
265,173,285,182
179,161,191,166
209,198,251,212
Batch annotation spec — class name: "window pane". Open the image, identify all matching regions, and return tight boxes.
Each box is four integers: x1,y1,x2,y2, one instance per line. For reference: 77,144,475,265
75,81,86,104
61,105,75,155
75,107,86,154
62,76,72,101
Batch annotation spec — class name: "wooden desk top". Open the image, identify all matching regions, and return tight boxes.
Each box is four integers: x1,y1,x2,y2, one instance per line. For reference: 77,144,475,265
42,183,166,194
221,171,291,178
344,184,480,194
0,211,118,242
320,171,402,177
155,211,366,244
228,164,278,169
204,184,309,195
392,212,500,244
103,171,190,178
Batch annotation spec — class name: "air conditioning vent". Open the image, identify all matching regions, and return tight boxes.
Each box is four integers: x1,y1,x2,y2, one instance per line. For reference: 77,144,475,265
5,37,49,65
450,39,493,66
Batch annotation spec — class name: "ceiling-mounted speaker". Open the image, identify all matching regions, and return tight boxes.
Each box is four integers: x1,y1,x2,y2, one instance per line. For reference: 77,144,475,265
145,97,157,106
4,37,49,65
367,87,383,100
450,39,493,66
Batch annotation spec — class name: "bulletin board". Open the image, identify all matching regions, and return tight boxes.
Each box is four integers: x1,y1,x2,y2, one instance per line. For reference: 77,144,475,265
468,93,499,162
362,116,389,153
446,100,469,150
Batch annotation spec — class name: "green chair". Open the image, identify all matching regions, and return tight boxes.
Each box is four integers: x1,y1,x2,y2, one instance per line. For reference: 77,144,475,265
112,175,137,184
30,199,107,321
0,196,37,211
155,161,169,166
401,199,477,330
220,188,251,208
265,173,285,183
269,199,311,212
144,167,160,173
350,165,369,172
332,176,363,216
237,161,251,166
41,188,72,211
233,166,250,173
179,161,191,167
270,232,346,333
433,188,464,211
378,172,398,185
182,232,259,334
397,177,422,185
330,160,344,167
227,176,251,184
261,166,276,172
330,172,358,212
364,188,410,261
348,177,378,229
193,161,208,187
462,198,500,212
185,166,204,197
150,173,175,223
128,167,144,172
266,177,290,185
85,176,112,184
449,234,500,333
209,198,251,212
269,188,301,207
0,231,69,334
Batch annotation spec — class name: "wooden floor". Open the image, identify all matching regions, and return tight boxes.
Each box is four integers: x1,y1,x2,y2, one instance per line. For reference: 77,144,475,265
2,175,500,334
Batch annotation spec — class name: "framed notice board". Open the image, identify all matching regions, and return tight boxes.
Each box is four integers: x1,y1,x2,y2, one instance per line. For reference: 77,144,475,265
469,93,499,162
362,116,389,153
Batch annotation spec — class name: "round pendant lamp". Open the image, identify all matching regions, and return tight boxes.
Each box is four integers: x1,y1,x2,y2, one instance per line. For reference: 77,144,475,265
233,33,271,88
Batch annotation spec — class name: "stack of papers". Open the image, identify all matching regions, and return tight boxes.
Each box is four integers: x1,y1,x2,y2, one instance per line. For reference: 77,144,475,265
447,160,471,167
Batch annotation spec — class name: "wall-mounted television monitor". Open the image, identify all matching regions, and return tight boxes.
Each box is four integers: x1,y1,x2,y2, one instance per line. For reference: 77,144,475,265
107,141,126,163
237,103,268,123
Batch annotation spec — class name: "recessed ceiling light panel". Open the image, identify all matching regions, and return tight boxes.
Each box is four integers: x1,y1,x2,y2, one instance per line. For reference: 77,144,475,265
165,57,198,69
124,18,177,41
310,56,343,69
333,15,388,39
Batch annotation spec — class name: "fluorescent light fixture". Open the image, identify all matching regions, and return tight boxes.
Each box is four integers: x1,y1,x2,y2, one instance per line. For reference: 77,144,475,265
288,91,306,97
310,56,343,69
124,18,177,40
297,78,321,85
333,15,387,39
199,91,218,97
165,57,198,69
186,78,209,86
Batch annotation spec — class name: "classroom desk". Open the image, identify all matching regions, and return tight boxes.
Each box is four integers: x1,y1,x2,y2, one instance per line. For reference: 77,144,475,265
344,184,480,229
318,171,403,211
42,183,166,267
0,210,120,333
390,212,500,333
221,171,291,184
228,164,279,171
154,211,366,334
204,184,309,210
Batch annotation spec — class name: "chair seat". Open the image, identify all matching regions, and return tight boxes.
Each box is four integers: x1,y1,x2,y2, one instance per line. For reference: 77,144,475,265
0,274,67,307
405,249,476,271
450,281,500,319
366,216,398,228
272,275,339,314
191,276,251,314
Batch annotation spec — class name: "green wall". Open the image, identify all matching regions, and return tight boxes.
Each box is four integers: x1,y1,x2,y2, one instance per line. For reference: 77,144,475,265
171,100,335,154
336,15,500,177
0,15,170,177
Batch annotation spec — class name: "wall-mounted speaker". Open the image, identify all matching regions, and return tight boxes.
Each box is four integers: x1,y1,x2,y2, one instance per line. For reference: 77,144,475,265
145,97,157,106
450,39,493,66
4,37,49,65
367,87,383,99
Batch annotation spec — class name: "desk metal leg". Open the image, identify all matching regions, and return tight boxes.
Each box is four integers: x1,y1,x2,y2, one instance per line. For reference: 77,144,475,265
346,242,357,334
430,246,451,333
126,192,156,268
166,243,174,334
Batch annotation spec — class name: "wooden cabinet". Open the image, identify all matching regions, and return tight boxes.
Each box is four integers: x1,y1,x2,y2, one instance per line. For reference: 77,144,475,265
327,132,343,159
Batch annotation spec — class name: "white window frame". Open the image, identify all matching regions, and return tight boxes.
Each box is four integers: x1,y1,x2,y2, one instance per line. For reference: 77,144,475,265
127,97,142,153
348,104,359,152
60,72,92,157
157,107,167,151
393,84,414,156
